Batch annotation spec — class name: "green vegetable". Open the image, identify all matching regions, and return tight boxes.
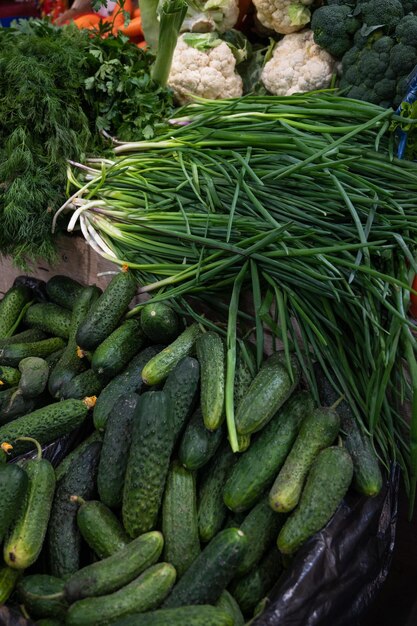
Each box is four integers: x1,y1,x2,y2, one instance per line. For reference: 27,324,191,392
73,497,129,559
311,4,360,59
196,331,225,431
179,409,223,471
0,366,21,389
0,337,66,367
140,301,181,343
18,357,49,398
55,431,103,483
46,276,85,310
91,318,145,380
216,591,244,626
277,446,353,554
343,415,383,497
0,563,21,604
151,0,187,85
0,328,46,348
229,547,281,616
61,368,103,400
24,303,72,339
17,575,68,619
111,605,234,626
0,389,37,424
0,461,28,544
0,285,32,339
163,356,200,443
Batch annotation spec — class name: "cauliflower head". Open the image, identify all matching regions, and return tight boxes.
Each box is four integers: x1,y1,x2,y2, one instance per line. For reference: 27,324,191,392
253,0,314,34
181,0,240,34
168,34,243,104
261,30,336,95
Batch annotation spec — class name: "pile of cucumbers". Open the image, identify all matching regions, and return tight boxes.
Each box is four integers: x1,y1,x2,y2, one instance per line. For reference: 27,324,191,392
0,269,384,625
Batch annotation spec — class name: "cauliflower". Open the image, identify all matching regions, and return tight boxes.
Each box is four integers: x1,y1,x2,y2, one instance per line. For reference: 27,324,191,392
261,30,336,95
253,0,314,34
168,33,243,104
181,0,239,33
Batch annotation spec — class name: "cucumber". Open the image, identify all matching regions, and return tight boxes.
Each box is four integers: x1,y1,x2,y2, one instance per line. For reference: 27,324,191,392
0,366,21,388
93,345,162,431
163,356,200,443
0,563,21,604
91,319,145,380
216,590,244,626
0,285,32,339
18,357,49,398
97,393,139,508
269,405,341,513
46,275,85,310
141,323,201,386
0,397,93,456
24,303,72,339
60,369,103,400
277,446,353,554
122,391,172,537
17,574,68,619
236,434,251,453
74,497,130,559
64,531,163,602
229,547,281,615
179,409,223,471
4,439,56,570
140,302,180,343
0,328,46,348
45,348,66,370
55,431,103,483
0,460,28,543
76,269,137,351
224,391,314,513
48,440,101,578
198,441,236,542
236,352,299,435
233,347,256,411
196,332,225,431
0,337,66,367
111,605,233,626
162,461,200,577
342,415,383,497
0,389,37,425
66,563,176,626
163,528,248,608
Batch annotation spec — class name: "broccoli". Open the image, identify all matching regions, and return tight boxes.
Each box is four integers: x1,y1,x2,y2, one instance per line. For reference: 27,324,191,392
311,5,360,58
356,0,404,31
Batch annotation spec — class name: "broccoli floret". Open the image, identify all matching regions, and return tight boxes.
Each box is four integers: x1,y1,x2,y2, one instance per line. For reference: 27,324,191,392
402,0,417,14
395,13,417,44
373,35,394,53
389,42,417,73
311,5,361,58
357,0,404,32
374,78,397,99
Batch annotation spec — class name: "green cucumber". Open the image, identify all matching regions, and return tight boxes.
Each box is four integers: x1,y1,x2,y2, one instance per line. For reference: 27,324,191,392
0,563,21,604
198,441,236,542
0,389,37,424
55,431,103,483
0,366,21,388
162,461,200,577
64,531,163,602
0,397,93,456
18,357,49,398
91,319,145,380
163,528,248,608
277,446,353,554
4,438,56,570
74,497,129,559
236,434,251,453
196,332,225,431
24,303,72,339
45,348,65,370
0,285,32,339
112,605,233,626
0,328,46,348
224,391,314,513
269,405,341,513
229,548,281,615
342,415,383,497
48,440,101,578
140,302,180,344
0,337,66,367
76,269,137,351
163,356,200,444
93,345,162,431
61,369,103,400
141,323,201,386
66,563,176,626
122,391,172,537
233,347,256,412
45,275,85,310
0,460,28,543
216,590,244,626
17,574,68,619
236,352,299,435
97,393,139,508
179,409,223,471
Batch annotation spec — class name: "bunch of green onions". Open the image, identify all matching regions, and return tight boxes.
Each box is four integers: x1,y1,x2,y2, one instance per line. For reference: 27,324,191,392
58,93,417,510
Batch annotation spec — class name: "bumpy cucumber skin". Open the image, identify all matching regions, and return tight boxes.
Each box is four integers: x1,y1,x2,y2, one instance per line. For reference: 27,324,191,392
18,357,49,398
24,303,72,339
179,409,223,471
196,332,225,431
162,461,200,577
45,275,85,310
163,356,200,444
0,398,90,456
269,406,341,513
233,348,256,412
76,270,137,351
163,528,248,608
0,563,21,604
17,574,68,619
141,323,201,385
343,415,383,497
60,369,103,400
111,605,234,626
0,366,21,388
140,302,181,344
66,563,176,626
236,352,299,436
224,391,314,513
97,393,139,508
0,389,37,425
198,441,236,542
0,285,32,339
0,337,66,367
77,500,129,559
216,590,245,626
91,318,145,380
0,328,46,348
277,446,353,555
48,441,101,578
93,345,162,431
4,458,56,570
65,531,163,602
122,392,172,537
55,431,103,483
